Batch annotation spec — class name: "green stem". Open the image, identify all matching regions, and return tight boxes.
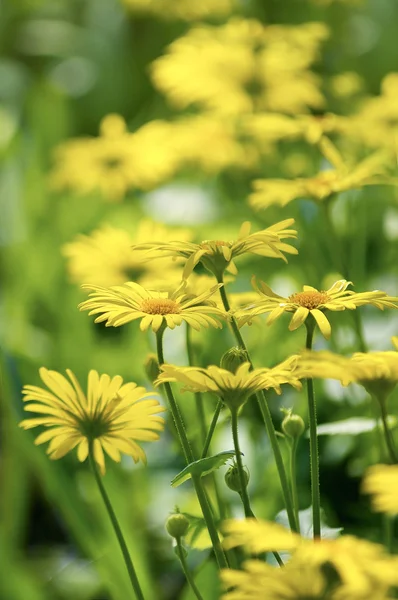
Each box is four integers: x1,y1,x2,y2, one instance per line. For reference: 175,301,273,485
377,395,398,464
305,320,321,539
217,274,298,533
175,538,204,600
289,438,300,534
230,408,255,518
201,400,223,459
156,329,229,570
186,324,208,446
89,449,145,600
382,514,394,554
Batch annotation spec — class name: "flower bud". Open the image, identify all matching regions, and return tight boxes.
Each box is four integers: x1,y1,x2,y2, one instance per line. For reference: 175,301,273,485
220,347,248,374
165,512,190,539
225,462,250,493
281,409,305,439
144,353,160,384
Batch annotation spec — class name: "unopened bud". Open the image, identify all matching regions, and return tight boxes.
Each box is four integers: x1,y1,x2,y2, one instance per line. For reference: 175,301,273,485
220,347,248,374
144,353,160,384
225,462,250,493
165,512,190,539
281,409,305,439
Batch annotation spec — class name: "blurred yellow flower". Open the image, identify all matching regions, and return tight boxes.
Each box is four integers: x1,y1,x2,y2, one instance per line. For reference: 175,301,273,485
222,518,398,599
121,0,234,20
237,279,398,340
362,464,398,515
131,219,298,279
79,280,226,332
151,19,328,116
156,357,302,410
20,368,165,474
250,137,394,210
62,220,192,288
329,71,364,98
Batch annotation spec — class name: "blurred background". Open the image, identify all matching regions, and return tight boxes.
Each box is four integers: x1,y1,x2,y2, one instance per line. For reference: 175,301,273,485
2,0,398,598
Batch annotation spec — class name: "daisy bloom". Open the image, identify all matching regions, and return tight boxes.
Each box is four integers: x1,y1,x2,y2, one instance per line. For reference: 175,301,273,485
236,278,398,340
362,464,398,515
62,220,192,288
131,219,298,279
221,519,398,599
79,280,226,332
156,357,302,411
20,368,165,474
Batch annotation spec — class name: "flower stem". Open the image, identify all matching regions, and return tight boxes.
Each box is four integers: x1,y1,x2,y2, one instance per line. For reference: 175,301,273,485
89,449,145,600
305,319,321,539
156,329,229,570
216,274,298,533
289,438,300,534
186,324,207,447
230,408,255,518
376,394,398,464
201,400,223,459
175,538,204,600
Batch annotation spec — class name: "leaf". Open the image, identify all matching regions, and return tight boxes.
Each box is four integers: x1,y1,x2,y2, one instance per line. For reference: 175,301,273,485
171,451,237,487
307,416,397,437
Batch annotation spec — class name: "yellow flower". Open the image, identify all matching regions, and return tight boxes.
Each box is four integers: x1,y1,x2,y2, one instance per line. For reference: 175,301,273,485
79,280,226,332
121,0,234,20
236,279,398,340
156,357,302,410
151,19,327,117
362,464,398,515
20,368,165,474
62,220,192,288
221,519,398,599
329,71,364,99
249,137,394,210
131,219,298,279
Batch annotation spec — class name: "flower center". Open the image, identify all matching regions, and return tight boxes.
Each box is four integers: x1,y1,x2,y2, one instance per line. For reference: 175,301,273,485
141,298,180,315
288,291,330,310
199,240,232,253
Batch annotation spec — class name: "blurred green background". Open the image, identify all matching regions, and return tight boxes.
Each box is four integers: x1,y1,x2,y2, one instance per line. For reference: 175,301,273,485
2,0,398,598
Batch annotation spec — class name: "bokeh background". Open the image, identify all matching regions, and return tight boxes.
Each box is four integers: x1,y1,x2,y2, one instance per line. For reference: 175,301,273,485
2,0,398,598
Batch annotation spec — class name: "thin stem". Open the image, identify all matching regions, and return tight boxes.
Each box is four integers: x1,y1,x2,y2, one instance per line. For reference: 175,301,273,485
216,274,298,532
186,325,207,446
201,400,223,459
230,408,255,518
156,329,228,570
289,438,300,534
305,321,321,540
89,449,144,600
377,395,398,464
175,538,204,600
383,514,394,554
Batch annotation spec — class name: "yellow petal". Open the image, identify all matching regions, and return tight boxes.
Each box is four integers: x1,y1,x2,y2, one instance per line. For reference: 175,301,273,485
311,309,331,339
289,307,309,331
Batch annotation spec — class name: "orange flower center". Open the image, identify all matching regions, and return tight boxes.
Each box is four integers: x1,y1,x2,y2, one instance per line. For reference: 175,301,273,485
141,298,180,315
288,291,330,310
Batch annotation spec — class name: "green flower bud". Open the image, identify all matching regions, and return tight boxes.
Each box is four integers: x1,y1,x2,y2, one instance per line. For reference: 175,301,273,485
144,353,160,383
225,462,250,493
165,512,190,539
281,409,305,439
220,347,248,374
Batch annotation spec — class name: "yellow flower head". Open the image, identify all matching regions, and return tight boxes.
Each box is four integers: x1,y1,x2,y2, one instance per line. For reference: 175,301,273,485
131,219,298,279
237,278,398,340
62,220,192,288
249,137,394,211
156,357,302,411
222,519,398,599
151,19,327,116
362,464,398,515
79,280,226,332
20,368,165,474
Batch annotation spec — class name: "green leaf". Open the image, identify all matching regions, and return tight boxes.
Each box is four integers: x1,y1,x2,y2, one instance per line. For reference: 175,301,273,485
309,416,397,437
171,451,237,487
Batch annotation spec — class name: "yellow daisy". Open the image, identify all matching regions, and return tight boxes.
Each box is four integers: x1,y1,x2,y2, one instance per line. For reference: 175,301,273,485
79,280,226,332
20,368,165,474
62,220,192,288
156,357,302,410
222,519,398,600
249,137,394,211
131,219,298,279
236,279,398,340
362,464,398,515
